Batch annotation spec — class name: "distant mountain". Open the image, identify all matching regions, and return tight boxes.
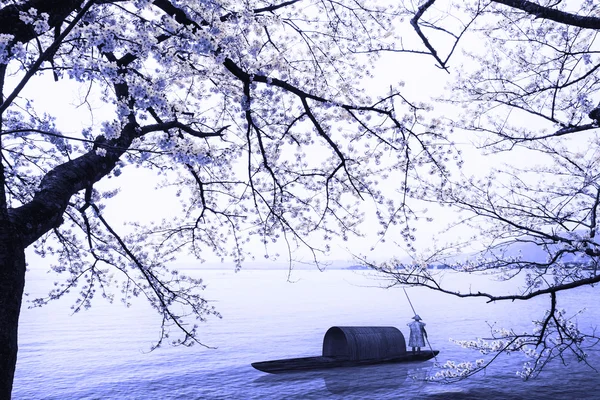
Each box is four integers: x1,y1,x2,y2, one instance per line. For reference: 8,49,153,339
341,265,370,270
438,233,597,267
172,259,361,271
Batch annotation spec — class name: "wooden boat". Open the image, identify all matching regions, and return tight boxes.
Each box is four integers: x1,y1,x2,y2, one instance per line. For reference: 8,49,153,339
252,326,439,373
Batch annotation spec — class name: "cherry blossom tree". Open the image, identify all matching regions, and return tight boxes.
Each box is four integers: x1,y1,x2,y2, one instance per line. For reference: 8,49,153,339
367,0,600,382
0,0,461,397
4,0,599,396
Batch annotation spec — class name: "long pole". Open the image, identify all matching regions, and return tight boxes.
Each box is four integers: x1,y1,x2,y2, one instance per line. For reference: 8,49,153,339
403,287,438,361
403,287,417,315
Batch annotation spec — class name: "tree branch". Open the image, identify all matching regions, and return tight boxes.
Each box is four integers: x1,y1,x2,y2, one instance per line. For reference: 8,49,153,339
492,0,600,30
410,0,450,73
0,0,84,42
0,0,97,115
8,115,225,246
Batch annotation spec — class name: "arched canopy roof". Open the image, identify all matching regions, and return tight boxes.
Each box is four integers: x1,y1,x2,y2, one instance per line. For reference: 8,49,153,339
322,326,407,360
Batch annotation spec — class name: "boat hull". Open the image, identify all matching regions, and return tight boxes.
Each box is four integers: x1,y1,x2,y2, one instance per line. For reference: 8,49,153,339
252,351,439,373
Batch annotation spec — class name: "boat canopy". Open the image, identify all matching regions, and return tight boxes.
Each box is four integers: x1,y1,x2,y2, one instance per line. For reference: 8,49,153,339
322,326,407,361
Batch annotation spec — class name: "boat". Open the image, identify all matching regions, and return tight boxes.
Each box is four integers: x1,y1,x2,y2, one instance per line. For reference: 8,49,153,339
252,326,439,373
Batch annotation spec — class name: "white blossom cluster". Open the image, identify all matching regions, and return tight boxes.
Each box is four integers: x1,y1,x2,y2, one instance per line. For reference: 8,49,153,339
429,359,485,381
0,33,13,63
18,8,50,35
432,307,590,382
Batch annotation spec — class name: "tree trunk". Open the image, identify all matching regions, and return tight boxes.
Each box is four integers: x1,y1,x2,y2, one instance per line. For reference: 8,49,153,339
0,225,26,400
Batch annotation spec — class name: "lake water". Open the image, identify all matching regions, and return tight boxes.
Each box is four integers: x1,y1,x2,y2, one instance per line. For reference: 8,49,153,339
12,268,600,399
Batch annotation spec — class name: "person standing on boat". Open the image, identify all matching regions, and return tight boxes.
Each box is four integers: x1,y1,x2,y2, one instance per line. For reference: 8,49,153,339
408,315,427,354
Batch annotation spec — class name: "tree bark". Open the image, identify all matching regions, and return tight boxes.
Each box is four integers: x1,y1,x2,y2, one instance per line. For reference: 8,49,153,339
0,225,26,400
491,0,600,30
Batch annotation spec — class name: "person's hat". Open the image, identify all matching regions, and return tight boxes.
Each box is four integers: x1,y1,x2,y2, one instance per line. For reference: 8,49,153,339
412,314,422,321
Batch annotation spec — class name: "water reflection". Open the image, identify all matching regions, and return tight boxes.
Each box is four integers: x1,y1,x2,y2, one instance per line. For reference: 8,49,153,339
253,362,434,396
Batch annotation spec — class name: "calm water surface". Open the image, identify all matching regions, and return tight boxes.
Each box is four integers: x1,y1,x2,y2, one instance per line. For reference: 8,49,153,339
13,268,600,399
